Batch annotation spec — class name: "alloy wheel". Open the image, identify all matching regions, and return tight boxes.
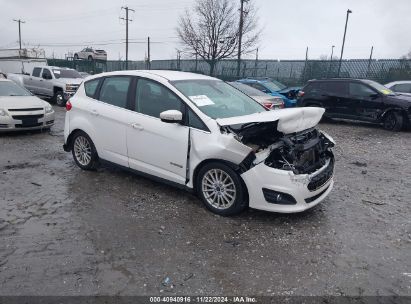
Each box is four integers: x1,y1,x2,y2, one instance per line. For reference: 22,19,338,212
73,136,92,166
201,169,237,210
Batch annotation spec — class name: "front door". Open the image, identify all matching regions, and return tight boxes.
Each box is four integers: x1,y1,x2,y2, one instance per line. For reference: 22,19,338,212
348,82,384,121
126,78,189,185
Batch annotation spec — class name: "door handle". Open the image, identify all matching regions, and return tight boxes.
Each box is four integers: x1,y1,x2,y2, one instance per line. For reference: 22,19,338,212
131,123,144,131
91,109,99,116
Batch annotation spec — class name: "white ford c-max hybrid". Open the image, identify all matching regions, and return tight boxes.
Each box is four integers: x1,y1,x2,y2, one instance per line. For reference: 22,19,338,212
63,70,335,215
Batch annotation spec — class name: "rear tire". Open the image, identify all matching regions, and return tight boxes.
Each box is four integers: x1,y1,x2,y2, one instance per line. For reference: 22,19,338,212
54,90,65,107
383,111,403,131
196,162,247,216
71,131,99,170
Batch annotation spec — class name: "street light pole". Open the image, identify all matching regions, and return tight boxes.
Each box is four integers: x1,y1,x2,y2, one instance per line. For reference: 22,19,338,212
330,45,335,61
337,9,352,77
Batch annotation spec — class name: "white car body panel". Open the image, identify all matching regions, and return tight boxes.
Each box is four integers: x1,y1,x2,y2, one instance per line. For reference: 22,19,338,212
126,111,190,184
64,70,334,213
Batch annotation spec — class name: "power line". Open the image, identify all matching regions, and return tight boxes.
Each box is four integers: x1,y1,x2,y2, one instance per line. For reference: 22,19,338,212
120,6,135,69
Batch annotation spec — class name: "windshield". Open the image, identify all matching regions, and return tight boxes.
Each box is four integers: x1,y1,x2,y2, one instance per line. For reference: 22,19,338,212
172,79,266,119
0,81,32,96
229,82,268,97
362,80,394,95
261,80,285,92
52,69,81,79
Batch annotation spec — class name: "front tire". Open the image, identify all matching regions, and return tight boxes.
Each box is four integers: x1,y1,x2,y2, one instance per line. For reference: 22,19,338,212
196,162,247,216
71,131,99,170
74,54,79,60
88,55,93,61
54,91,65,107
383,111,403,131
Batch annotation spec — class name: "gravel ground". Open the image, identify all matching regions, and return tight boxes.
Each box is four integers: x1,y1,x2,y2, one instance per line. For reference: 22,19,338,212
0,106,410,296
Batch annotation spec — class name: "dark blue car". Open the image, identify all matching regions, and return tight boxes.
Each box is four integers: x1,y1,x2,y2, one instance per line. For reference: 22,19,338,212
237,78,301,107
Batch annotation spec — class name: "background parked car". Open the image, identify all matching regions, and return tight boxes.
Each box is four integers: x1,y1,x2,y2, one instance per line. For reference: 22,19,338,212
74,48,107,61
79,72,91,78
237,78,300,107
8,66,83,107
385,81,411,96
228,81,284,109
297,78,411,131
0,78,54,131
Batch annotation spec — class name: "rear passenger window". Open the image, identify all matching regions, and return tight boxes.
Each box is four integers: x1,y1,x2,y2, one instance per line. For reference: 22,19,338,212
84,79,100,98
99,77,131,108
395,83,411,93
32,68,41,77
327,82,348,95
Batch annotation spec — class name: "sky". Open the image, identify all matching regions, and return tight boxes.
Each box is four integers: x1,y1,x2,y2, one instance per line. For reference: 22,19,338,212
0,0,410,61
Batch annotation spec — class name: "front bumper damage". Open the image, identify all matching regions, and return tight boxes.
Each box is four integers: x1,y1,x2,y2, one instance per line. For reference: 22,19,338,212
241,156,334,213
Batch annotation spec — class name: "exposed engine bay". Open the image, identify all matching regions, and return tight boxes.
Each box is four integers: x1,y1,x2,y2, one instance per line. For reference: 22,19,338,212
222,121,335,175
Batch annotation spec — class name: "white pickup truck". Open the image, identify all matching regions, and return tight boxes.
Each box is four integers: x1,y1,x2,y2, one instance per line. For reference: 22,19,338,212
8,66,83,106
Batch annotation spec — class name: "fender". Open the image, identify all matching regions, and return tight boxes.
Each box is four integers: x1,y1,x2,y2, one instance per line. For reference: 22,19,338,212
66,114,100,153
379,107,406,120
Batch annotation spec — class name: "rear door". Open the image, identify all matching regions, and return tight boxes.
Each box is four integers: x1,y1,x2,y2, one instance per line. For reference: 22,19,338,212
25,67,42,94
126,77,189,184
322,81,349,116
40,68,54,97
89,76,132,167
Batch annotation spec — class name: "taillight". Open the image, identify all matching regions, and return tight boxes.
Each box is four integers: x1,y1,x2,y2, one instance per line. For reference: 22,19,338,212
66,100,72,111
297,91,305,98
263,102,274,110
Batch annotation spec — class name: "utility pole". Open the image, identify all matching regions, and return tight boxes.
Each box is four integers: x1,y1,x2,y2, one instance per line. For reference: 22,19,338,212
366,46,374,78
13,19,25,54
120,6,134,70
328,45,335,78
338,9,352,77
237,0,249,77
147,36,151,70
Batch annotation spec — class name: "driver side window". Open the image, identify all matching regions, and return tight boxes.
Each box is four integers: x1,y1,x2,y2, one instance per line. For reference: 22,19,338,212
134,79,183,119
349,83,375,97
42,69,52,79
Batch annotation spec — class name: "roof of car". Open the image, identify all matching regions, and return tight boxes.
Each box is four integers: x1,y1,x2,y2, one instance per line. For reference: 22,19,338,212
86,70,217,81
385,80,411,86
309,78,369,82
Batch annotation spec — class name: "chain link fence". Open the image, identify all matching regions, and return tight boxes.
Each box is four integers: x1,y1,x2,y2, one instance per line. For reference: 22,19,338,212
48,58,411,86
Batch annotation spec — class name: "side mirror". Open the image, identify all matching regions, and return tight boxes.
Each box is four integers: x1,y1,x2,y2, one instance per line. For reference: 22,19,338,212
369,93,379,99
43,74,51,80
160,110,183,123
262,89,270,94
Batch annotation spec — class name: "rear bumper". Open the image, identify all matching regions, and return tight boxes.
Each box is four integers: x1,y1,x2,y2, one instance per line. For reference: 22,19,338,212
241,159,334,213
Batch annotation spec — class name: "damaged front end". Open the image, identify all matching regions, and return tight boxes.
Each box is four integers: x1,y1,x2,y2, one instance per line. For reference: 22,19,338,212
221,120,335,177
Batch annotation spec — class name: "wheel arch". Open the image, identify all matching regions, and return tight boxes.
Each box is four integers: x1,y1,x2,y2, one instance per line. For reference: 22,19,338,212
380,107,408,121
192,158,249,202
53,86,64,94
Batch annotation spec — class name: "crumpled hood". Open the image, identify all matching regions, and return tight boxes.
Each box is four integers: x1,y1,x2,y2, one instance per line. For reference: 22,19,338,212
216,107,325,134
0,96,47,109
